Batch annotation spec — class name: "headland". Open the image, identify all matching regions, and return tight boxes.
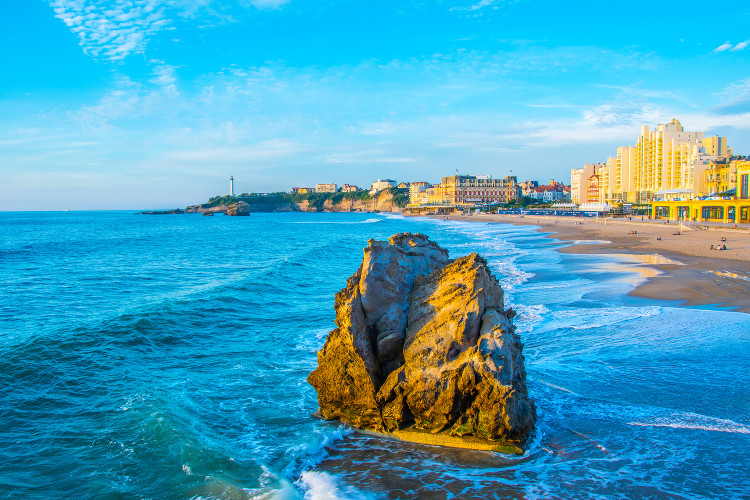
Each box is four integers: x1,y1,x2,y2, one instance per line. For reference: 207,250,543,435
139,189,408,216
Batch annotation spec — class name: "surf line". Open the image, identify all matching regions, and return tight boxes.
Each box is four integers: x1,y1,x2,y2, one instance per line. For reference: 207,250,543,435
565,428,610,454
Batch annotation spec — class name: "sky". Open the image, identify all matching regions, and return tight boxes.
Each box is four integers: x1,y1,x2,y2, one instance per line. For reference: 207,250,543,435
1,0,749,210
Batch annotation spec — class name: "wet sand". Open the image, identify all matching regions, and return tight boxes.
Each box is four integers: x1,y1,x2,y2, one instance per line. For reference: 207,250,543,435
431,213,750,314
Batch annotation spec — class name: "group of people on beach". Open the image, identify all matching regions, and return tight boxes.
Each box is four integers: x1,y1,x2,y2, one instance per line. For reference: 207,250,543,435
711,238,728,251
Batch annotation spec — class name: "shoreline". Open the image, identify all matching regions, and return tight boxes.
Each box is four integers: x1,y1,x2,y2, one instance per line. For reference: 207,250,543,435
428,213,750,314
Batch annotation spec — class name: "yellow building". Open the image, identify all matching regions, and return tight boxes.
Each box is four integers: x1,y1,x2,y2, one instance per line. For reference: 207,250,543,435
593,119,731,203
633,119,715,201
441,175,519,205
652,160,750,223
407,175,519,207
703,158,750,196
701,136,732,156
740,161,750,200
651,199,750,223
408,182,430,204
603,147,635,202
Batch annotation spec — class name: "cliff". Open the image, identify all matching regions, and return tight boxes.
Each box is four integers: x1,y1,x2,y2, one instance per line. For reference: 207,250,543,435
294,190,404,213
308,233,536,452
183,189,403,215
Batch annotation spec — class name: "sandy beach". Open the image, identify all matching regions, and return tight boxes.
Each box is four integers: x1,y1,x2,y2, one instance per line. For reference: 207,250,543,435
430,213,750,314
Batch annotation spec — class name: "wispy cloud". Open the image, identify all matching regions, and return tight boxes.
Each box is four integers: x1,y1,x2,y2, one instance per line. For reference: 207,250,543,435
326,150,418,164
712,77,750,115
714,40,748,52
714,42,733,52
450,0,510,12
46,0,299,62
163,139,311,164
69,62,182,127
582,103,662,129
47,0,171,61
242,0,290,10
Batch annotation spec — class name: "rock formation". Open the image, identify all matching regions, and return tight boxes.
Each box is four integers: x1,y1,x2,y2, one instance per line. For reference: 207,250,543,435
308,233,536,448
225,201,251,216
139,208,184,214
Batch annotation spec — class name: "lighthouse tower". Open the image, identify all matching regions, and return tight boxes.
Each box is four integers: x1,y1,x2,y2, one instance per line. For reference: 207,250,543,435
230,176,235,197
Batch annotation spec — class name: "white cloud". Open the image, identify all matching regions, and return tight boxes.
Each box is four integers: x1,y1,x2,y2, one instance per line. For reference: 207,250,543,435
325,150,417,164
715,40,748,53
244,0,290,10
712,77,750,115
70,63,182,127
714,42,733,52
582,103,662,129
717,77,750,102
46,0,293,62
149,61,181,97
48,0,170,61
162,139,312,165
450,0,504,12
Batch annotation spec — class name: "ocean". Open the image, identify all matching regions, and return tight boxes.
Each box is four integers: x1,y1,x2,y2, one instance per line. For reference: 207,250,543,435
1,211,748,499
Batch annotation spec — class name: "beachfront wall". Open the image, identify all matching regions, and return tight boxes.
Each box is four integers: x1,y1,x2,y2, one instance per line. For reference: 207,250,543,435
651,200,750,224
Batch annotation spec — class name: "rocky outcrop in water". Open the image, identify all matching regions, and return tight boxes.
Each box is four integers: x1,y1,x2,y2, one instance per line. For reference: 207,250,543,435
225,201,251,216
308,233,536,447
139,209,184,214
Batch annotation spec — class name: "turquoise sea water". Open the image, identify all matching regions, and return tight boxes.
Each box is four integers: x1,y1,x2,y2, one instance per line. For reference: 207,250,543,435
1,211,748,499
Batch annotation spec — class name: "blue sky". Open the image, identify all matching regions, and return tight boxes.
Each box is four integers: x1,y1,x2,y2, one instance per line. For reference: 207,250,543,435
1,0,749,210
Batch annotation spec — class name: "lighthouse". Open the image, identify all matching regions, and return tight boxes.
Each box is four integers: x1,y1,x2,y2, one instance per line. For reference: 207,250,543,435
230,176,235,197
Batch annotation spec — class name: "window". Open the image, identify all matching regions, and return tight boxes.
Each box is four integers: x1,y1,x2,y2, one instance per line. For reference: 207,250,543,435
702,206,723,220
655,206,670,218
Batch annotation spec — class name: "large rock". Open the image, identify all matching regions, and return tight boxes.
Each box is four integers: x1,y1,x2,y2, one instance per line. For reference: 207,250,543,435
308,233,535,445
226,201,251,216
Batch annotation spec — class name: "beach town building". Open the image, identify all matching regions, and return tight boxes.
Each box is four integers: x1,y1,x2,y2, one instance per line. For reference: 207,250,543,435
652,197,750,224
291,187,316,194
528,183,567,203
518,180,539,197
409,182,430,204
601,146,636,203
703,157,750,195
371,179,397,192
315,183,337,193
571,163,602,203
405,185,445,206
571,163,598,203
587,173,601,203
740,160,750,200
397,182,409,189
651,159,750,222
437,175,519,205
591,119,732,203
340,184,359,192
